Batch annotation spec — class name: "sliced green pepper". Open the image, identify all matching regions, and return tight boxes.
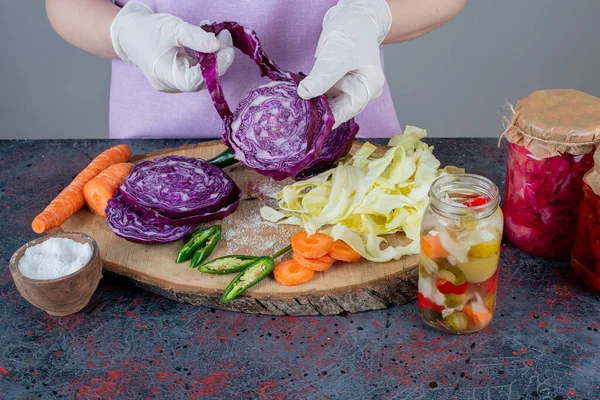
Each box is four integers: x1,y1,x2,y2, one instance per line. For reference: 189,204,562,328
444,293,466,308
444,311,468,331
190,225,221,268
198,255,258,275
207,148,238,168
176,226,214,263
220,257,274,303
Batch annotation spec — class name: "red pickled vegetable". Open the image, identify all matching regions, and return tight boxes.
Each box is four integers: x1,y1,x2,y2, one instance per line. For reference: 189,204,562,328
589,226,600,259
477,269,498,295
463,195,491,207
417,293,444,313
436,279,468,295
503,142,594,258
571,257,600,291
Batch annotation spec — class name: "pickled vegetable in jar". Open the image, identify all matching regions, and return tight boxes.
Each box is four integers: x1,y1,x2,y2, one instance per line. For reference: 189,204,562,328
418,174,502,334
501,90,600,259
571,147,600,291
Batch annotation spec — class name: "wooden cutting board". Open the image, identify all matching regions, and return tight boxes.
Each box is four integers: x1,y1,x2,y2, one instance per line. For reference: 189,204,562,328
60,141,418,315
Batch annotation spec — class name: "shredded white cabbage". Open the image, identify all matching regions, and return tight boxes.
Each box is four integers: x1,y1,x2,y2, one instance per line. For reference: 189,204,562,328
261,126,462,262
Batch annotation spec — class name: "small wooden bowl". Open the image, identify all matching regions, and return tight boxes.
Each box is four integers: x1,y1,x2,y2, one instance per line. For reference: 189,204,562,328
9,232,103,316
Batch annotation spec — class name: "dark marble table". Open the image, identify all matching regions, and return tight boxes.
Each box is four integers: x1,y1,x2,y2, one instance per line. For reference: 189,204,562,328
0,139,598,399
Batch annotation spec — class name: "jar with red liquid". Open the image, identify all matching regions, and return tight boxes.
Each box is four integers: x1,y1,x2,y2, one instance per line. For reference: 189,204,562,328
501,90,600,258
572,148,600,291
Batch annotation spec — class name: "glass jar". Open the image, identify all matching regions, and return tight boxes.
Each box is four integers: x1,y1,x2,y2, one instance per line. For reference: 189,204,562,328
501,90,600,259
503,142,594,258
571,149,600,291
418,174,502,334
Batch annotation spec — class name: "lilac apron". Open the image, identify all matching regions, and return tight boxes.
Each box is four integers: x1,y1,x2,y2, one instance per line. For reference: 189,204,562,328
110,0,401,139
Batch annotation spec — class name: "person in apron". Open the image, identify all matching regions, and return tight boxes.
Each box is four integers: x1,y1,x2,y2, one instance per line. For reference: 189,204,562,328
46,0,466,139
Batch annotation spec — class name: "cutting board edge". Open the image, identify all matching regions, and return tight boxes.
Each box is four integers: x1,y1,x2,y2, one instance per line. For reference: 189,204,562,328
129,140,226,162
107,260,419,316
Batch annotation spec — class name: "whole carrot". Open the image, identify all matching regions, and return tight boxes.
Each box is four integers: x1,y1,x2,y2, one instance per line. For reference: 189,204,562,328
83,163,134,217
31,144,131,234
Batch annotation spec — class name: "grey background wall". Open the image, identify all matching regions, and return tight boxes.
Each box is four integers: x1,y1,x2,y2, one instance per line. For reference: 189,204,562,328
1,1,599,140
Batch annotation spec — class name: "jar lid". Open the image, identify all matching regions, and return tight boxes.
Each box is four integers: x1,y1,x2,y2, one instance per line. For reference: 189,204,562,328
501,89,600,158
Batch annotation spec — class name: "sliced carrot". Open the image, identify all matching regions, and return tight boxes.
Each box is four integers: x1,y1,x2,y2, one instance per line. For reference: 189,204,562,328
273,259,315,286
292,252,333,272
84,163,134,217
319,254,336,264
32,144,131,234
420,234,448,259
291,232,333,259
463,304,493,328
329,240,361,262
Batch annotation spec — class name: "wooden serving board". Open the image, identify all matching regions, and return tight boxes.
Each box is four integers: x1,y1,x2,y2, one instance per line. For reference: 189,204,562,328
61,141,418,315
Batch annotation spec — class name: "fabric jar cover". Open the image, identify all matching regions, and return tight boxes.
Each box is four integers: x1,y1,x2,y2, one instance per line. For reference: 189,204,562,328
500,89,600,158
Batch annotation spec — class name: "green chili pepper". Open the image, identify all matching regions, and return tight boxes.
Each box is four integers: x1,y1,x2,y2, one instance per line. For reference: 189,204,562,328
198,255,259,275
190,225,221,268
207,149,238,168
220,257,275,303
176,226,214,263
272,244,291,260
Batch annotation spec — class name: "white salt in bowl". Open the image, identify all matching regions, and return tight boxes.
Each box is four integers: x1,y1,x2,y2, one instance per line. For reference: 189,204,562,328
9,232,102,316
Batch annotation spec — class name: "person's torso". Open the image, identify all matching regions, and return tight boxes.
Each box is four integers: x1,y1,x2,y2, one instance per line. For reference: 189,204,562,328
110,0,400,139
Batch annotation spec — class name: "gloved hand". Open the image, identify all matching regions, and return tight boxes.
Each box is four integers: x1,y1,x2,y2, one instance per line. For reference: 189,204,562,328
297,0,392,128
110,1,234,93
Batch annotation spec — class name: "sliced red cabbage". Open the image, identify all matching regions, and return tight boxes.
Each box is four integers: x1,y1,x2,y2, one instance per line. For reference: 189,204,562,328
503,142,594,258
196,21,358,181
106,192,197,244
134,185,241,227
119,155,233,218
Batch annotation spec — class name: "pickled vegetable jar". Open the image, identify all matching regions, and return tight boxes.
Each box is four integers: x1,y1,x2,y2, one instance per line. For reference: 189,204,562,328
418,174,502,334
501,90,600,259
571,147,600,291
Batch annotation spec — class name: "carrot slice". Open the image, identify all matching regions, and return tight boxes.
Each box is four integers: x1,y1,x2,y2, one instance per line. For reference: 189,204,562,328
291,232,333,258
292,252,333,272
32,144,131,234
319,254,336,264
84,163,134,217
329,240,361,262
463,304,493,328
420,234,448,259
273,259,315,286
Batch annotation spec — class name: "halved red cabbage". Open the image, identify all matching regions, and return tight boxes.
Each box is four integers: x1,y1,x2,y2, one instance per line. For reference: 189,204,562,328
294,119,360,180
196,22,358,181
503,142,594,258
120,155,233,218
106,192,197,244
227,81,332,180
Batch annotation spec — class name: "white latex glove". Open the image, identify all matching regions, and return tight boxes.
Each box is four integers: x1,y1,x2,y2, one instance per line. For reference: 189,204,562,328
110,1,235,93
297,0,392,128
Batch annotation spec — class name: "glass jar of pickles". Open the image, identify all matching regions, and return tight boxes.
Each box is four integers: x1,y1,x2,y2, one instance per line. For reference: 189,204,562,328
571,147,600,291
501,90,600,259
418,174,502,334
